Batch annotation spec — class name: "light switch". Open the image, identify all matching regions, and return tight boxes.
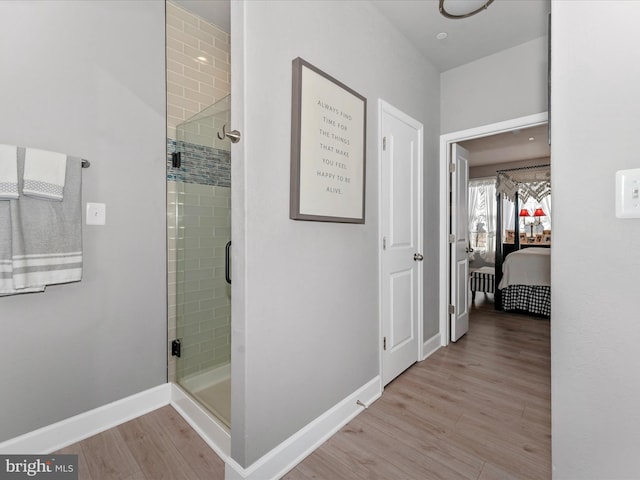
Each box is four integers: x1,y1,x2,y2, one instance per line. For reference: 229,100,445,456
86,202,106,225
616,169,640,218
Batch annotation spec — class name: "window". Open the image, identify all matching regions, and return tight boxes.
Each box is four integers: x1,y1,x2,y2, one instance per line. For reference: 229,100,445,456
468,178,496,262
506,195,552,235
512,195,551,234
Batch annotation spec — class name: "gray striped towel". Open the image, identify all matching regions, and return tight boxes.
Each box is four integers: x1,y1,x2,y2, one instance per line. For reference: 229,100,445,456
0,147,82,295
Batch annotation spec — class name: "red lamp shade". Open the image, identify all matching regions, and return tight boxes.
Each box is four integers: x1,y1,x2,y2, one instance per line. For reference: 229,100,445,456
533,208,546,217
519,209,530,217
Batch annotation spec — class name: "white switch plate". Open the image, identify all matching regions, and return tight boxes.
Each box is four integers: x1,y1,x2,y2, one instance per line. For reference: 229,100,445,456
86,202,106,225
616,169,640,218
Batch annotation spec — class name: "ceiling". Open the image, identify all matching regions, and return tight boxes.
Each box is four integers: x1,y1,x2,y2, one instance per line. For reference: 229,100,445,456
370,0,550,72
369,0,551,166
459,124,550,166
172,0,551,165
173,0,230,32
173,1,550,71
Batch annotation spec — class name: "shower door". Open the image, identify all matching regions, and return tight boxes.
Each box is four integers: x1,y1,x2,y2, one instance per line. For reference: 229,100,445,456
171,95,232,428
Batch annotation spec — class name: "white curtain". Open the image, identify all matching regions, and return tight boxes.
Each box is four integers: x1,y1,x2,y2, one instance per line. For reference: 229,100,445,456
516,195,552,232
482,188,496,262
467,182,482,234
497,165,552,236
541,195,552,229
468,179,497,263
502,195,515,235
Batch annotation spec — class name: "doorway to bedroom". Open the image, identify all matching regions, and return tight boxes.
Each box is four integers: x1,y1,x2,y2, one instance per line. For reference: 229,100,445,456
438,114,553,476
439,113,551,345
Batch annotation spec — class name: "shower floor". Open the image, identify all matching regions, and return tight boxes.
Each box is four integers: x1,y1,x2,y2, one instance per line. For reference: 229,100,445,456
192,377,231,428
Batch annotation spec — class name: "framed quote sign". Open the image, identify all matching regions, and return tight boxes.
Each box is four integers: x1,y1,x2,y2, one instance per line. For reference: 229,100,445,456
290,57,367,223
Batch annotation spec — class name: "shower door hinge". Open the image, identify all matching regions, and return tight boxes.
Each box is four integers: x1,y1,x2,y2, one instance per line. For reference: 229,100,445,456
171,152,181,168
382,137,386,151
383,336,387,351
171,339,181,358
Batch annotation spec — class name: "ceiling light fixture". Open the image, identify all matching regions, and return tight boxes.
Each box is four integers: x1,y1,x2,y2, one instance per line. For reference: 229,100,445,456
436,32,448,40
439,0,494,19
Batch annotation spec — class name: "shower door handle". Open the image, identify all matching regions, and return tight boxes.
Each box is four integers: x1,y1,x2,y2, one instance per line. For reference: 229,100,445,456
225,241,231,285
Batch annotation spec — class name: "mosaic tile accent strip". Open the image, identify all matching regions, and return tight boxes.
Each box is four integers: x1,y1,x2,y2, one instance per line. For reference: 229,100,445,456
167,138,230,187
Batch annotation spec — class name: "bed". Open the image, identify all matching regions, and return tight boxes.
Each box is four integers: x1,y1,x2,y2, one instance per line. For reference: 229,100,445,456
494,163,551,313
498,248,550,317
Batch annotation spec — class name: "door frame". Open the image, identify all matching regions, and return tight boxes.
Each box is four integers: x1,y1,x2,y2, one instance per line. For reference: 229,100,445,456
378,99,424,387
438,112,548,346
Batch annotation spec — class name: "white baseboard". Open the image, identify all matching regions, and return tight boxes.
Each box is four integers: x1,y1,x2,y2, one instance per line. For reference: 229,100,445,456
0,384,171,454
170,383,231,460
0,376,384,480
224,376,381,480
422,333,442,360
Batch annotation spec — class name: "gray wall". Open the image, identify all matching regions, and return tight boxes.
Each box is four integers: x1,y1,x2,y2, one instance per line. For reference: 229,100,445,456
0,1,167,442
551,1,640,477
441,36,548,134
230,0,440,467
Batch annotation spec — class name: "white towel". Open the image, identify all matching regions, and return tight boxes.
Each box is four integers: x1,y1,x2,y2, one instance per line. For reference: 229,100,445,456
0,148,82,295
23,148,67,201
0,144,19,200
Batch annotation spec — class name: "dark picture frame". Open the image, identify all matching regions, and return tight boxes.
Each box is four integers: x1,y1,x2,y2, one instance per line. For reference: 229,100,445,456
290,57,367,223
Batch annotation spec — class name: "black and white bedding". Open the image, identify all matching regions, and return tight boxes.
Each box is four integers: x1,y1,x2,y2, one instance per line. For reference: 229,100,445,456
498,248,551,317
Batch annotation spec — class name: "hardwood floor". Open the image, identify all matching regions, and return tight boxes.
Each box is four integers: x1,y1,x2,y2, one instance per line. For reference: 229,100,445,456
54,406,225,480
57,296,550,479
285,296,550,480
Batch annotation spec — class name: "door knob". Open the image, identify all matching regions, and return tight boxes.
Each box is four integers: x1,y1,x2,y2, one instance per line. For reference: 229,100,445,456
413,253,424,261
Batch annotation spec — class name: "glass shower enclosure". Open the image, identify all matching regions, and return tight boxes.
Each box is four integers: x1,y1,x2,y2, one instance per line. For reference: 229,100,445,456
170,95,231,428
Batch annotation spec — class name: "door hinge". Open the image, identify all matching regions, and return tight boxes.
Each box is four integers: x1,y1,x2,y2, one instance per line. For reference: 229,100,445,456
171,152,181,168
448,304,455,315
383,337,387,351
449,162,456,173
383,236,387,250
382,136,387,151
449,234,456,243
171,339,181,358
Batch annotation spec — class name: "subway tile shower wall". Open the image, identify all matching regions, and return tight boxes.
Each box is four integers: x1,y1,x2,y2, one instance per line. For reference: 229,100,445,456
166,1,230,140
166,1,231,383
167,180,231,379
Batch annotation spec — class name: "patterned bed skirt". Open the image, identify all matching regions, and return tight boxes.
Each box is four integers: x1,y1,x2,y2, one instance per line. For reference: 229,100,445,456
501,285,551,317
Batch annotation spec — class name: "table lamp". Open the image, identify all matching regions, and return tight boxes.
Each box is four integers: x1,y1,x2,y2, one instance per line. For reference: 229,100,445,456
533,208,546,224
532,207,546,238
519,208,530,230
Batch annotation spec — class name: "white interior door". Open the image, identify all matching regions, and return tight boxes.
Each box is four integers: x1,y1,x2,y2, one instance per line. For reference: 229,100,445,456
380,101,423,386
450,144,469,341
